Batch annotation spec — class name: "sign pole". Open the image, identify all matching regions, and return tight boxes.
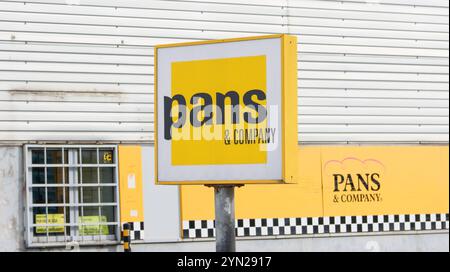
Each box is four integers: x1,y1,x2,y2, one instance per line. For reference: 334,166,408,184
213,185,237,252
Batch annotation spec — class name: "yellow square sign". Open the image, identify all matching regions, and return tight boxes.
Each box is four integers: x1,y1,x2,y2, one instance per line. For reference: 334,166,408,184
155,34,298,185
171,55,268,165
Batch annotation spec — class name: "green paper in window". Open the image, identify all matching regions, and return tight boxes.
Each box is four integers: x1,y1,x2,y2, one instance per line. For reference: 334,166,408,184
79,216,109,235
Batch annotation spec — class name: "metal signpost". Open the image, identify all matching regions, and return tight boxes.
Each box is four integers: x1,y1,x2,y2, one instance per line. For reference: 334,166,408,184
213,185,237,252
154,34,298,252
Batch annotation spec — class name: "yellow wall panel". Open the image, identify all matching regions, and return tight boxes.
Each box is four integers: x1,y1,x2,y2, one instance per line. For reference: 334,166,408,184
181,146,449,221
180,146,323,220
180,185,215,221
118,145,144,223
235,146,322,219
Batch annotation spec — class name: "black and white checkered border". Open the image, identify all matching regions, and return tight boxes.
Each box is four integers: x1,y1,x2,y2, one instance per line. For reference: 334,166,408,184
182,213,449,239
121,221,145,240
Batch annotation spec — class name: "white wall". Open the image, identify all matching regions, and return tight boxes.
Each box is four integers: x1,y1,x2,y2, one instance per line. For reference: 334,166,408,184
0,0,448,144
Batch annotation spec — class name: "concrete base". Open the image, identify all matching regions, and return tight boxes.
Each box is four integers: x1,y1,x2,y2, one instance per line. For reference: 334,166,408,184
24,231,449,252
128,232,450,252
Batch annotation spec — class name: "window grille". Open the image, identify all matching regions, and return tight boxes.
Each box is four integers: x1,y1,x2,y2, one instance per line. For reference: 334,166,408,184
24,145,120,247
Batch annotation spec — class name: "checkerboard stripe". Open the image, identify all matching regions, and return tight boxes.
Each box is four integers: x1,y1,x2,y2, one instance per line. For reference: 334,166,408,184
121,221,145,240
182,213,449,238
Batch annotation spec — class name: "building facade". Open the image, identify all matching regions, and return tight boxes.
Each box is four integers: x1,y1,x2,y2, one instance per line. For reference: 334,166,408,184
0,0,448,251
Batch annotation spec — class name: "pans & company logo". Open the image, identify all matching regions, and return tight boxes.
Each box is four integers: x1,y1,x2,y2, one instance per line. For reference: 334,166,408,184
324,157,386,204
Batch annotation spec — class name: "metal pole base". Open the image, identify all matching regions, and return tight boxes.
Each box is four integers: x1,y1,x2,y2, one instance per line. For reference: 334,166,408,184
213,185,236,252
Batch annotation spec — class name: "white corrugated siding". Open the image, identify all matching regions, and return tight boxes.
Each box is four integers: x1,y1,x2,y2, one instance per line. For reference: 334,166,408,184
0,0,448,143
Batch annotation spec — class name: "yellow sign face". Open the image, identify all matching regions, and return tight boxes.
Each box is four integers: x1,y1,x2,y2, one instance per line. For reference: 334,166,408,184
36,214,64,233
171,55,267,165
155,34,298,184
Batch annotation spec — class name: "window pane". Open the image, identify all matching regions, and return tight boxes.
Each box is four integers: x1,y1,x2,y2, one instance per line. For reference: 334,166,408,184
82,149,97,164
47,206,65,214
101,206,116,223
99,167,114,183
99,149,114,164
32,167,45,184
81,187,99,203
47,167,64,184
46,149,62,164
101,206,116,235
32,188,46,204
31,149,44,164
100,186,115,203
81,167,98,184
82,206,99,216
47,187,64,204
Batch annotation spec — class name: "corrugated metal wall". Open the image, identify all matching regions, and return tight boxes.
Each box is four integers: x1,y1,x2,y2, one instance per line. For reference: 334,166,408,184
0,0,448,143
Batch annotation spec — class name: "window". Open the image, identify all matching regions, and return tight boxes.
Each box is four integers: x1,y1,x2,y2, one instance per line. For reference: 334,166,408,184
24,145,120,247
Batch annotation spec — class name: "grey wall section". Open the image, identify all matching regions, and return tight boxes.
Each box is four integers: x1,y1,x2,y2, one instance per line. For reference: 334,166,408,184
0,0,448,144
131,232,450,252
0,146,25,251
142,145,181,242
29,232,450,252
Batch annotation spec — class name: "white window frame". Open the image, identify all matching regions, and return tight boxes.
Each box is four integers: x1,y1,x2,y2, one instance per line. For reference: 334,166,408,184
24,144,121,248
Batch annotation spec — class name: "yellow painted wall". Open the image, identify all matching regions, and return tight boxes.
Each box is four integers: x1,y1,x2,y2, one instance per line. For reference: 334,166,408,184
118,145,144,223
321,146,449,216
180,146,449,221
